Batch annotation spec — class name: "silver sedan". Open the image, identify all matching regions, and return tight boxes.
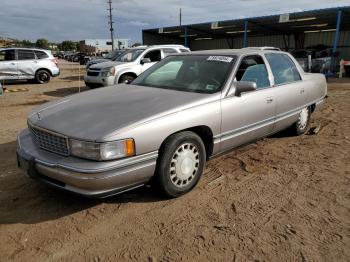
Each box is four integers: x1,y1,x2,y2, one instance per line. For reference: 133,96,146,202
17,47,327,198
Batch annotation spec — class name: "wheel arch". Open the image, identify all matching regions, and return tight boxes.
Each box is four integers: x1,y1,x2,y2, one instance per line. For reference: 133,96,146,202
35,68,53,77
159,125,214,160
117,72,138,83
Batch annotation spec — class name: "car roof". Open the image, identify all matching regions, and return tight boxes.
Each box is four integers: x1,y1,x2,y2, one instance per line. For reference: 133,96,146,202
173,47,288,56
0,47,50,52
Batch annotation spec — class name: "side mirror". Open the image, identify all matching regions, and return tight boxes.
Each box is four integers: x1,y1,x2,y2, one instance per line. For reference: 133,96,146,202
140,58,151,65
227,81,257,97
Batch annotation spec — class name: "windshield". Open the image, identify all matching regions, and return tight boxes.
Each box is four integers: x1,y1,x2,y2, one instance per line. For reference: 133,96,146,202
115,49,145,62
133,55,236,94
105,50,122,59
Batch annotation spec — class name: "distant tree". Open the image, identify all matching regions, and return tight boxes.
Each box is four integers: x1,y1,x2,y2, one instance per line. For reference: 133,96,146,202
36,38,49,49
60,40,77,51
76,42,80,51
21,40,34,47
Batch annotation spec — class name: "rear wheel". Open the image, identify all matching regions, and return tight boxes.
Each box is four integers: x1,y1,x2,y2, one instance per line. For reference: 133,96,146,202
292,107,310,135
35,70,51,84
155,131,206,198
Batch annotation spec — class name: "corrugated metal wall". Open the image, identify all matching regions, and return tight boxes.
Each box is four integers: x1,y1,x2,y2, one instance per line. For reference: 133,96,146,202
143,32,183,45
143,30,350,60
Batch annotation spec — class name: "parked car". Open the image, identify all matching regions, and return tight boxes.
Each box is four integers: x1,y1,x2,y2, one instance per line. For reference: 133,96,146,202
84,45,190,88
0,48,59,84
17,47,327,198
86,49,127,68
291,47,332,74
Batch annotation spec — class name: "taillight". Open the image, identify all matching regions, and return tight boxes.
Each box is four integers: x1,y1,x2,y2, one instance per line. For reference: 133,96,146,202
51,58,58,66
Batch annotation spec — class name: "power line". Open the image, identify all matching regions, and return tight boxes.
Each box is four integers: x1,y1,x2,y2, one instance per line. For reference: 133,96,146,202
107,0,115,50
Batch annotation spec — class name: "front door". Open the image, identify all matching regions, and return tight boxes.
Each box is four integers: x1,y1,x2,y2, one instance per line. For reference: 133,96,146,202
220,55,275,151
0,49,18,79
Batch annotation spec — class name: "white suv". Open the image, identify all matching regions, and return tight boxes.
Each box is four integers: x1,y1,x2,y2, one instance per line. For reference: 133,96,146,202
0,48,60,84
84,45,190,88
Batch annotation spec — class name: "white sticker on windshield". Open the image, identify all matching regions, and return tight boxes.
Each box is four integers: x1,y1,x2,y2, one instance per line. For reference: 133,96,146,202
207,56,233,63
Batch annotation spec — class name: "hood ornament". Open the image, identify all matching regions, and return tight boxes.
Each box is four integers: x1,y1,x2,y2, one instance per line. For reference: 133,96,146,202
37,112,41,120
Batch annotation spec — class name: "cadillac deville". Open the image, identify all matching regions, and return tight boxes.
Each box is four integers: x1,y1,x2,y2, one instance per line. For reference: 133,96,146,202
17,47,327,198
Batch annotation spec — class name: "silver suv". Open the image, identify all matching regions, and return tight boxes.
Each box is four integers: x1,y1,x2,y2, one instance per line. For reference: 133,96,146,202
0,48,60,84
84,45,190,88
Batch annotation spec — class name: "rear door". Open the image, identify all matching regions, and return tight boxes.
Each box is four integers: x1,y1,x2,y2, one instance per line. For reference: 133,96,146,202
16,49,37,79
0,49,18,79
264,53,306,132
220,55,276,151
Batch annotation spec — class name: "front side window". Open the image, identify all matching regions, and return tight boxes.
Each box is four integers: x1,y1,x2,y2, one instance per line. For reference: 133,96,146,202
143,49,161,62
265,53,301,85
235,55,270,89
18,50,35,60
0,50,15,61
133,55,235,94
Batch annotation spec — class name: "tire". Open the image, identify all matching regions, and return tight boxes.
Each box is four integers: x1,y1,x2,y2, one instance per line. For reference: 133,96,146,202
154,131,206,198
119,74,135,84
292,107,310,135
35,70,51,84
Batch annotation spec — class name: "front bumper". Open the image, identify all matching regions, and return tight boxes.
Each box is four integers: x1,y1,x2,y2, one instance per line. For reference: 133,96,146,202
17,129,157,198
84,75,115,87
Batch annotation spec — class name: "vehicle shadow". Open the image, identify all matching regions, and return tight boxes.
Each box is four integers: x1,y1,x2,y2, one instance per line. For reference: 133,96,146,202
60,75,84,82
0,140,164,225
1,80,31,86
43,86,89,98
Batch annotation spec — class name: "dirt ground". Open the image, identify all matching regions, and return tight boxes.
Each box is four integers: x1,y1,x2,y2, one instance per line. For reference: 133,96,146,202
0,60,349,262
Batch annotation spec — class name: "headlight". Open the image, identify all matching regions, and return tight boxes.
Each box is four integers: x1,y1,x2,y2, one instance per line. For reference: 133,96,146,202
70,139,135,161
101,67,116,77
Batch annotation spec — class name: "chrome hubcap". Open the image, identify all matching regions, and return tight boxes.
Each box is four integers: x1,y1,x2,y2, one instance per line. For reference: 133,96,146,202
170,143,199,187
298,108,309,130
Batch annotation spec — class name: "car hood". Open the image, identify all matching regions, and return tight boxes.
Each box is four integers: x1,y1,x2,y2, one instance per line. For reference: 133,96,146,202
28,84,209,141
88,58,110,64
89,61,131,70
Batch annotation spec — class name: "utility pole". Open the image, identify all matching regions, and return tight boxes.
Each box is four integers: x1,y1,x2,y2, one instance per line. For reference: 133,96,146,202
107,0,115,50
179,8,182,26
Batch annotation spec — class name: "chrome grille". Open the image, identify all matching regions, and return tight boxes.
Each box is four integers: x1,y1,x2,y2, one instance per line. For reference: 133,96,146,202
29,124,69,156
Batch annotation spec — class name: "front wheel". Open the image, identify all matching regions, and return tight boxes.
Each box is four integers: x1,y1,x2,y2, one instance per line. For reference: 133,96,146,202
292,107,310,135
35,70,51,84
155,131,206,198
119,74,135,84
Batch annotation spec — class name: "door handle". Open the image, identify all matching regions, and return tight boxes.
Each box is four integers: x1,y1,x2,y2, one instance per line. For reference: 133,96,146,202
266,97,274,103
11,62,15,65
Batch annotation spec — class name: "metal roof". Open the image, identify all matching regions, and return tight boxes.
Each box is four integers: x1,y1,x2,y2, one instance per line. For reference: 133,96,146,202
143,6,350,40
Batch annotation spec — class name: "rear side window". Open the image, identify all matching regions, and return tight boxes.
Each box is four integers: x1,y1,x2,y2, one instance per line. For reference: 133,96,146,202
180,49,190,53
0,50,15,61
35,51,49,59
265,53,301,85
18,50,35,60
162,48,177,57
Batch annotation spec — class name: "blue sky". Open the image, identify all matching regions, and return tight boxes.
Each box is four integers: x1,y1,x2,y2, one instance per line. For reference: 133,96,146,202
0,0,349,43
